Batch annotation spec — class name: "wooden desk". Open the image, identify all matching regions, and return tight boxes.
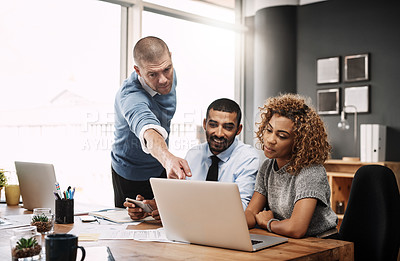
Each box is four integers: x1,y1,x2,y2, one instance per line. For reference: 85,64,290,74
0,205,354,261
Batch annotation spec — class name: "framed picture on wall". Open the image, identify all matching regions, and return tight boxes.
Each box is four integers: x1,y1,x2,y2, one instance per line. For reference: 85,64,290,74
344,85,369,113
317,88,340,115
317,57,340,84
344,53,369,82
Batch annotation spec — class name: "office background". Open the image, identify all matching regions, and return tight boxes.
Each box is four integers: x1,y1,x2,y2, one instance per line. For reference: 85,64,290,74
1,0,399,206
0,0,237,205
243,0,400,161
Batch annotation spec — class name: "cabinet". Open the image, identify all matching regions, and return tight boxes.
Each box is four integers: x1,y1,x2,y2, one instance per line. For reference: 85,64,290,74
324,159,400,229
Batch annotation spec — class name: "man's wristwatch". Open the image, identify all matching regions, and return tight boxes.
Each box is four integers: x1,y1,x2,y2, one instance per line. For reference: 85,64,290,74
267,218,279,233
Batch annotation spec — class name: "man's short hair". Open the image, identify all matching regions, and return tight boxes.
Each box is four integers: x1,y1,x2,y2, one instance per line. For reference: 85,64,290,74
206,98,242,125
133,36,170,67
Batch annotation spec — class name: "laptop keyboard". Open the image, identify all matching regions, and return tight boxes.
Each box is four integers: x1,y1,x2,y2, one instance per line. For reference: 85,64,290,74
251,240,263,245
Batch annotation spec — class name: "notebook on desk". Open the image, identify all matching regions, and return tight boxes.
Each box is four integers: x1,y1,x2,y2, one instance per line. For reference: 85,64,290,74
14,161,57,212
150,178,288,252
88,208,155,223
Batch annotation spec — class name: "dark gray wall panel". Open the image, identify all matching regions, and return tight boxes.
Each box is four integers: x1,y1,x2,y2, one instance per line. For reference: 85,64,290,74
297,0,400,160
254,6,297,120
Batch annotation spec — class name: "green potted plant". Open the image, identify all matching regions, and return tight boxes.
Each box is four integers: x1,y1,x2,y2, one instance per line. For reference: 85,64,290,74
0,169,7,201
31,212,54,234
12,237,42,259
10,226,42,260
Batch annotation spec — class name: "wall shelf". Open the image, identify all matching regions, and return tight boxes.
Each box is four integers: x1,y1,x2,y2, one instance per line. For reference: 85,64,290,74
324,159,400,229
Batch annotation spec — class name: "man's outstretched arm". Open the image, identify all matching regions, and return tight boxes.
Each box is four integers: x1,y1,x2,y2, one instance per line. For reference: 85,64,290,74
143,129,192,179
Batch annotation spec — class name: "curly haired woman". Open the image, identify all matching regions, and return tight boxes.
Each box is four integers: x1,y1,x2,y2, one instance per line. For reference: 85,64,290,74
245,93,338,238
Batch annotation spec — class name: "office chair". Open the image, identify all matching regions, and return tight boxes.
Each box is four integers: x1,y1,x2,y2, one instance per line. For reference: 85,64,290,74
338,165,400,261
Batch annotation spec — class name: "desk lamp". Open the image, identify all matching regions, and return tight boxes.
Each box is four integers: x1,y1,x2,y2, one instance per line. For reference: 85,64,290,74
338,105,358,159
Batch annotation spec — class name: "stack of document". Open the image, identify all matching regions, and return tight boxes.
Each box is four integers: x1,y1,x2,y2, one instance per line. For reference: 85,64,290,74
0,215,32,230
89,208,155,223
89,208,134,223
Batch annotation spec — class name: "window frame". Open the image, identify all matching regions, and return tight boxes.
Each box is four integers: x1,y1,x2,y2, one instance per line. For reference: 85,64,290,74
100,0,245,109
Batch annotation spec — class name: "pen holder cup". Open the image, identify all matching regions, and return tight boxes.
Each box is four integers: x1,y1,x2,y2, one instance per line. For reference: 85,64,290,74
55,199,74,224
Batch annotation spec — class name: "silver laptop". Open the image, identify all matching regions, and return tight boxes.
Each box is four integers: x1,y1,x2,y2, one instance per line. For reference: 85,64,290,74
150,178,288,252
15,161,57,212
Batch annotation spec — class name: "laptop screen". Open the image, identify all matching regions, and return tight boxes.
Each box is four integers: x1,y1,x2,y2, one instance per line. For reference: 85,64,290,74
150,178,288,252
15,161,57,211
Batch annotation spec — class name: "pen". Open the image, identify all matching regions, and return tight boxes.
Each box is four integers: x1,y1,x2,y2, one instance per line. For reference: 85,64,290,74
71,187,75,199
55,182,63,199
53,191,61,200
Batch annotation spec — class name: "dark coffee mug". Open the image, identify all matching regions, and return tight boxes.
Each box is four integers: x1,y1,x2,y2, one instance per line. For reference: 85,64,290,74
45,234,85,261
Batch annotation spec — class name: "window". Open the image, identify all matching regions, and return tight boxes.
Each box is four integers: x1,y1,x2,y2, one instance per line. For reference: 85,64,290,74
145,0,235,23
142,11,235,157
0,0,120,206
0,0,239,206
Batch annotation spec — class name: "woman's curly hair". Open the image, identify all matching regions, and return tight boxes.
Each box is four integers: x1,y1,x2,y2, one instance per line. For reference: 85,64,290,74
255,93,331,174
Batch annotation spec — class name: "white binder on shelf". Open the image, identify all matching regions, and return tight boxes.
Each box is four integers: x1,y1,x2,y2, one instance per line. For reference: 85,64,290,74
360,124,386,162
366,125,372,162
360,125,367,162
371,124,386,162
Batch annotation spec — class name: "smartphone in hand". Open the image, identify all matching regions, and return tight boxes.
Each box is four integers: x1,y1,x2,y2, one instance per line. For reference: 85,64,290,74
125,197,153,213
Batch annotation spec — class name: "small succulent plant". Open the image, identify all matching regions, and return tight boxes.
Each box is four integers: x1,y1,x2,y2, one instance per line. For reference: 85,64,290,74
15,237,38,249
31,214,49,223
12,237,42,259
31,214,52,233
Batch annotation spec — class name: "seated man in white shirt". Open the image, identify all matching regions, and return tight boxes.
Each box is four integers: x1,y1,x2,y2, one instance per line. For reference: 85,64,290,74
124,98,260,220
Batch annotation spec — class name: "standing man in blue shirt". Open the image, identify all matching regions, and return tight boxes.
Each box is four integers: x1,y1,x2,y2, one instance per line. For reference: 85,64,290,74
111,36,191,207
125,98,260,220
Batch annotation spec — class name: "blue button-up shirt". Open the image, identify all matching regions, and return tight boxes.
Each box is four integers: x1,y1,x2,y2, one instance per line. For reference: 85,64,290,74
185,137,260,209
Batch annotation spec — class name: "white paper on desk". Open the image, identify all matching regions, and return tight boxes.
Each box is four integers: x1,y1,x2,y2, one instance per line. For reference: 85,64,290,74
94,227,170,241
69,223,129,240
132,228,176,243
88,227,171,242
0,215,32,230
0,218,12,226
89,208,154,224
99,229,136,239
96,218,142,226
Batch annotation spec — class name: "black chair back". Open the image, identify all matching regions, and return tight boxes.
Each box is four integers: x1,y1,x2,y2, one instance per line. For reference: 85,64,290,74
338,165,400,261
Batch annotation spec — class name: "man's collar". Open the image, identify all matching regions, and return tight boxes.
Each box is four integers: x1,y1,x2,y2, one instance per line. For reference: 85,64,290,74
138,76,158,97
